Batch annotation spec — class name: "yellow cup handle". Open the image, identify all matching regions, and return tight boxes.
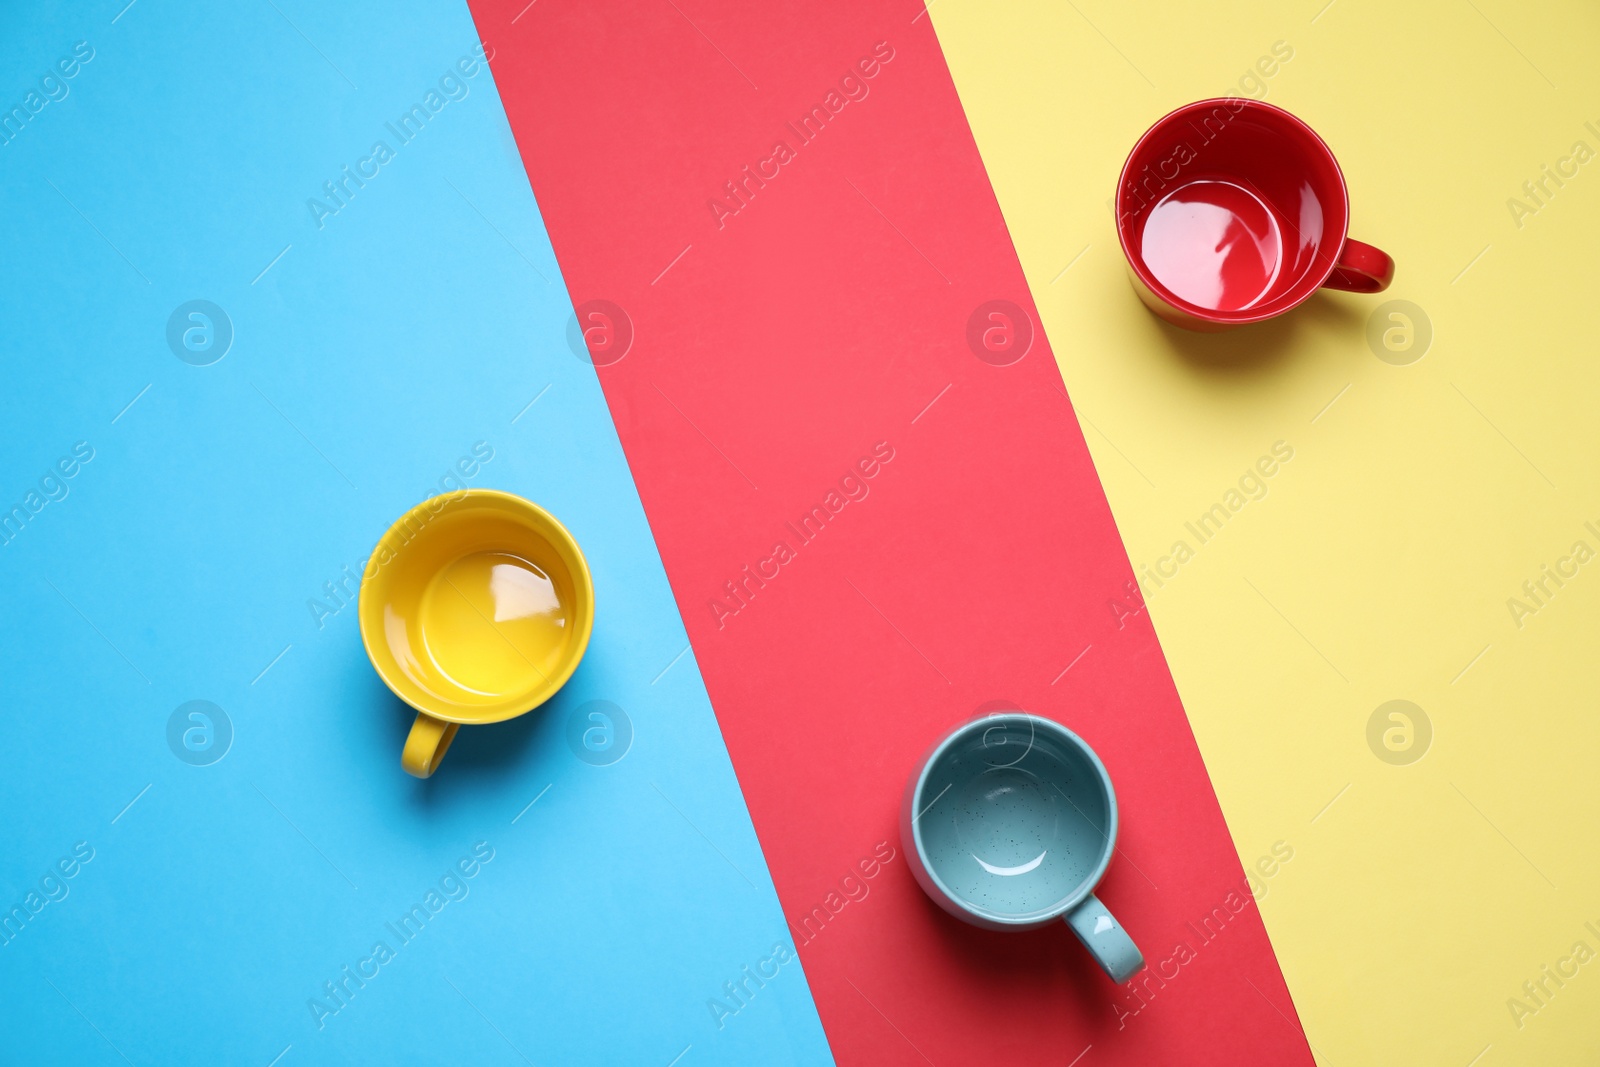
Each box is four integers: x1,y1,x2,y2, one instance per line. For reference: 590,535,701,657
402,713,460,778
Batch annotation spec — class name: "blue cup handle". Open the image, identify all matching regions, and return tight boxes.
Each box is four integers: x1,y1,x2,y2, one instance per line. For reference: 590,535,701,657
1064,893,1143,983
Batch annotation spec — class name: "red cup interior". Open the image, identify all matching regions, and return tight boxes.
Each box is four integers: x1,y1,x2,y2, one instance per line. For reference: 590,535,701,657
1116,99,1350,324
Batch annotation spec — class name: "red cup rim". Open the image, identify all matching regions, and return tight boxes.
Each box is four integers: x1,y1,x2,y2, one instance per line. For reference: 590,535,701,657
1115,97,1351,325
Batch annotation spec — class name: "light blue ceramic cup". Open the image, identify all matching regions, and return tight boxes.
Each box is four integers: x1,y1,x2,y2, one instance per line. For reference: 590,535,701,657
900,713,1144,983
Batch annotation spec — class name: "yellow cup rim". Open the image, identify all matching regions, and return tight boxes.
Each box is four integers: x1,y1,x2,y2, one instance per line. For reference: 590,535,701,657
357,489,595,724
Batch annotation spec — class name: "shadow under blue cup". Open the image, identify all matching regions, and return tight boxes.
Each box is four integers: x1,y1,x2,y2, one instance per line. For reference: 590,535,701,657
900,713,1144,983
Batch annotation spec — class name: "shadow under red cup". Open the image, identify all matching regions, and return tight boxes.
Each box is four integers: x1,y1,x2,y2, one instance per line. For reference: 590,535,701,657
1115,98,1394,332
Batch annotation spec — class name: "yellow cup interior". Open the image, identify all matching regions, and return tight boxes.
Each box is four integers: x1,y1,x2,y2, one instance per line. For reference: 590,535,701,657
358,490,594,724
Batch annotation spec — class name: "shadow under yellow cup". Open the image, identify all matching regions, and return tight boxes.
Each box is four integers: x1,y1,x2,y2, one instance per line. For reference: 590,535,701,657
358,490,595,778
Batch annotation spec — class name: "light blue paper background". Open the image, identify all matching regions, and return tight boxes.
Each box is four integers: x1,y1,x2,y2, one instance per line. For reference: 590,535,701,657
0,3,832,1063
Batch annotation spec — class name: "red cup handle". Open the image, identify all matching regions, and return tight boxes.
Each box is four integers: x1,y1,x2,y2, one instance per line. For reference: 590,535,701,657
1323,238,1394,294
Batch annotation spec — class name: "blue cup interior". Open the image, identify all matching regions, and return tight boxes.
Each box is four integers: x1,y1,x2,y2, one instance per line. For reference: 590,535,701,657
914,715,1114,924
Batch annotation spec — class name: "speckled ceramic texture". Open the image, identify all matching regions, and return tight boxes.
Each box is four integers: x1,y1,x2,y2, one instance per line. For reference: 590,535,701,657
901,714,1116,929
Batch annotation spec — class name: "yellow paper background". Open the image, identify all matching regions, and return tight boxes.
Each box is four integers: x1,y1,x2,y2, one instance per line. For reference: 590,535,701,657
929,1,1600,1062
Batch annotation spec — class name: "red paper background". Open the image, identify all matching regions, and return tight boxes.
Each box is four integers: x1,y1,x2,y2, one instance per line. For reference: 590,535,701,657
467,0,1316,1061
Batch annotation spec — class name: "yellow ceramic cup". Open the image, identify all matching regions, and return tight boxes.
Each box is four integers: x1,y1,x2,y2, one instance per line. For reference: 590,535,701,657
358,490,595,778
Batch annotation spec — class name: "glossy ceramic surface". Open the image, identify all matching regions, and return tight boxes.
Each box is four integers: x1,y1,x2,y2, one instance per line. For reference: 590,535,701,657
1116,98,1393,329
901,714,1144,980
908,715,1114,924
359,490,594,775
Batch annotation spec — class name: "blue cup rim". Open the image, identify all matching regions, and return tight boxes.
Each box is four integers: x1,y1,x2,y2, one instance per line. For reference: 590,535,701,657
908,712,1119,926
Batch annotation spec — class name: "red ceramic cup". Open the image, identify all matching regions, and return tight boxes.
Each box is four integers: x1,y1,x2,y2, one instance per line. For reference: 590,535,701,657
1115,98,1393,331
